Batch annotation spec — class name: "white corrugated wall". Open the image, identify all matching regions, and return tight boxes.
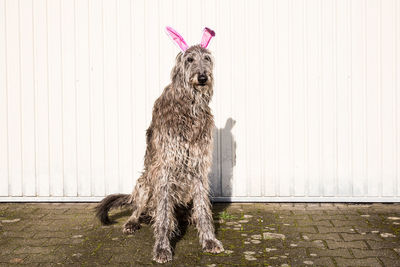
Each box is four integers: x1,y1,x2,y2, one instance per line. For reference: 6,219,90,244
0,0,399,202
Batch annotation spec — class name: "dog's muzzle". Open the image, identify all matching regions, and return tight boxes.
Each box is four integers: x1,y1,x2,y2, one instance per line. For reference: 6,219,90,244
198,74,208,85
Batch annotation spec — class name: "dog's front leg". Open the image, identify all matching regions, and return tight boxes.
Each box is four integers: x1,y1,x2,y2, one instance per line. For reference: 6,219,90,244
192,180,224,254
152,170,176,263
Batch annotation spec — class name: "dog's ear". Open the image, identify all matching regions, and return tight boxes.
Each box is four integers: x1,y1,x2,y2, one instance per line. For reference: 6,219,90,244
166,26,188,52
171,52,183,83
200,27,215,49
175,52,183,63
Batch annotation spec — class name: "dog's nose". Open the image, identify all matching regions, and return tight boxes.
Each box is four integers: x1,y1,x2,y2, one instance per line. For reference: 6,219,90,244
198,74,208,84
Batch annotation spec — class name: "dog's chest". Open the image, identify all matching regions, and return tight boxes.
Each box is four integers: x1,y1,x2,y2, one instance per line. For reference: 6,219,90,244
177,128,212,168
171,111,213,171
178,106,212,140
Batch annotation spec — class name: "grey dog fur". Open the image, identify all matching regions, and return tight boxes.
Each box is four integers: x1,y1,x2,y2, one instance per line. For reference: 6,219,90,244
96,45,224,263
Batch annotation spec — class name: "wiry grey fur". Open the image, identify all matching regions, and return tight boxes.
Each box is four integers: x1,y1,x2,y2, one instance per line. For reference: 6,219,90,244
96,45,224,263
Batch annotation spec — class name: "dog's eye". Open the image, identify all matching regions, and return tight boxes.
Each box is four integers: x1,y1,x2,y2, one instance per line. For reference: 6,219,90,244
187,57,194,63
204,56,211,62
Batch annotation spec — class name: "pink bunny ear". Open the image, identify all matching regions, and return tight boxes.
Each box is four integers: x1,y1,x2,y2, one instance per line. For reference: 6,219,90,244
200,27,215,48
165,26,189,52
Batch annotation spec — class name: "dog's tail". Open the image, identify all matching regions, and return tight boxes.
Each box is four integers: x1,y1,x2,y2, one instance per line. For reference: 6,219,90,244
95,194,132,225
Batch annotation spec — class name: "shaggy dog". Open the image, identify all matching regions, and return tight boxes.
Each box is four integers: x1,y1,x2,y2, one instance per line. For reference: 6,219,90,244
96,44,224,263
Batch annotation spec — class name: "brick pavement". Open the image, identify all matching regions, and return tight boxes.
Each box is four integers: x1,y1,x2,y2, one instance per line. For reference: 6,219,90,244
0,203,399,266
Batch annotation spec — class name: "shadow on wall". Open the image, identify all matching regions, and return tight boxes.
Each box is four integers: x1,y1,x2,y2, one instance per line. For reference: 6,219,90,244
210,118,236,200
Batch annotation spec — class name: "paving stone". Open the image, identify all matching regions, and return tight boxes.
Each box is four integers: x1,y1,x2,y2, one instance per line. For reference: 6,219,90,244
13,246,57,254
367,240,400,249
291,210,312,215
0,245,18,256
24,253,68,263
341,233,384,242
296,226,318,234
380,232,397,238
291,256,335,267
1,231,36,239
330,219,370,227
292,209,327,215
281,247,308,257
334,257,383,267
33,231,71,238
302,220,332,227
308,248,352,258
109,253,138,264
378,257,400,267
326,240,368,249
351,248,400,259
353,226,392,235
291,203,306,210
303,233,342,241
317,226,357,234
345,214,375,220
319,203,339,210
312,214,349,221
291,214,312,220
292,240,327,249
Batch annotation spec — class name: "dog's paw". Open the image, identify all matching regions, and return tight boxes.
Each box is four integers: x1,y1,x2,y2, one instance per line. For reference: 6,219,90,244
203,239,224,254
153,247,172,264
122,221,141,235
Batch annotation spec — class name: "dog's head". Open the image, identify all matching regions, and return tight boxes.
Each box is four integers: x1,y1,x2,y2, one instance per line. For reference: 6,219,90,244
171,46,214,96
167,27,215,101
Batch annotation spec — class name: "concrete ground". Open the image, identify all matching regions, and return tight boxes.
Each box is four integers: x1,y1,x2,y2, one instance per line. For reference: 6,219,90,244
0,203,400,266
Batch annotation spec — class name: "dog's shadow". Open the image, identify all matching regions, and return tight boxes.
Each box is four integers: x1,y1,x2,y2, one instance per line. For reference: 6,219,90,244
210,118,237,235
210,118,236,198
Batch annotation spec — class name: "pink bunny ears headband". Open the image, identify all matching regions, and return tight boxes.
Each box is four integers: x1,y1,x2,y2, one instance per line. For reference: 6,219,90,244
165,26,215,52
